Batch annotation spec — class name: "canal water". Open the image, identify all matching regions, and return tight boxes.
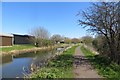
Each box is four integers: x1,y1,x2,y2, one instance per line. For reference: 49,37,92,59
1,49,58,78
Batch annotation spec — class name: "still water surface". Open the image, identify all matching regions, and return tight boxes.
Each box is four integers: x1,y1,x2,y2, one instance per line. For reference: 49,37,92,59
1,49,57,78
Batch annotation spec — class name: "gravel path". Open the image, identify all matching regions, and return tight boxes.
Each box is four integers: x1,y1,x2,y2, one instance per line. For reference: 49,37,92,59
73,46,101,78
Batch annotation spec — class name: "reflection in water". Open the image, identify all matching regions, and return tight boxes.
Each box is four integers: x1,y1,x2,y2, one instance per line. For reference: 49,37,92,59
29,49,60,73
30,49,57,71
2,55,13,65
2,58,32,78
13,49,54,58
2,49,57,78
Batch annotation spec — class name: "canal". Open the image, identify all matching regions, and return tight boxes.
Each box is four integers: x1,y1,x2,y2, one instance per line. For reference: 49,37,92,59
1,49,60,78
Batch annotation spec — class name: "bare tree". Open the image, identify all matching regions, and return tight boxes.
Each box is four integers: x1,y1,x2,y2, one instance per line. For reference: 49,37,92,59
50,34,62,44
64,37,72,44
71,38,80,44
30,27,50,47
81,36,93,46
78,2,120,63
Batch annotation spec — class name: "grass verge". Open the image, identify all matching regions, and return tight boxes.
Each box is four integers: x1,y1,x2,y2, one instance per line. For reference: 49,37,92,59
31,45,78,78
81,46,120,79
1,44,35,52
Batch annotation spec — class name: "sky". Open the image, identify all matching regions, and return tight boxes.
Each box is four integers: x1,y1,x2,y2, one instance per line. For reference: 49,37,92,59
2,2,91,38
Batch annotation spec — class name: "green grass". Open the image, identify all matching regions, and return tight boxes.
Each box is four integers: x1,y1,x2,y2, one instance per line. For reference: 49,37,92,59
31,45,78,78
1,44,35,52
81,46,120,79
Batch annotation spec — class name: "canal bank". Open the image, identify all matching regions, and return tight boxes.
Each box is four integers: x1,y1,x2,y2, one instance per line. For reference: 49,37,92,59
1,44,70,56
30,45,79,78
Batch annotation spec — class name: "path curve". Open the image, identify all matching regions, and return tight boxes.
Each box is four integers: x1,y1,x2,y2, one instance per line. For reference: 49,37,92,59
73,46,101,78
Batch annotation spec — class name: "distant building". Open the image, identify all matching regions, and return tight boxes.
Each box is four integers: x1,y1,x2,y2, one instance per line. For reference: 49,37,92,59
13,34,34,44
0,33,14,46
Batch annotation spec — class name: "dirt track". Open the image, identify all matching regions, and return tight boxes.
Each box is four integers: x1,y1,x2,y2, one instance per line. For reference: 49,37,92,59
73,46,101,78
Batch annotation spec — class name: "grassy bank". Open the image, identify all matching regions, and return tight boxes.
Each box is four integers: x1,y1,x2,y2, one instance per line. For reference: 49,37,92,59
1,44,71,52
81,46,120,79
31,45,78,78
1,44,35,52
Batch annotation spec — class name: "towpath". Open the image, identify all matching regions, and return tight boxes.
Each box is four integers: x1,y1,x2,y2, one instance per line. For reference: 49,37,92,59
73,46,101,78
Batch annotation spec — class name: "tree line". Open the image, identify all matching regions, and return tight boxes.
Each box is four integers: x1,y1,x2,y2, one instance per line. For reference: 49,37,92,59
29,27,80,47
79,2,120,64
